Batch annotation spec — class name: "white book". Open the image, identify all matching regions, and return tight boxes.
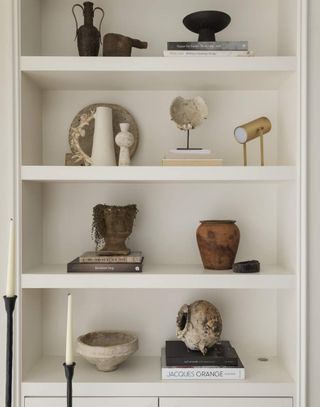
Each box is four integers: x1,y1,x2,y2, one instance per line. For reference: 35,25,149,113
169,149,212,154
165,153,216,160
163,50,254,57
162,158,223,167
161,349,245,380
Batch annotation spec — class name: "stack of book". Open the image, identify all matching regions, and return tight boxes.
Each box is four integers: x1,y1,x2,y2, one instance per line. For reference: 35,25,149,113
67,251,144,273
162,149,223,167
161,340,245,380
164,41,253,57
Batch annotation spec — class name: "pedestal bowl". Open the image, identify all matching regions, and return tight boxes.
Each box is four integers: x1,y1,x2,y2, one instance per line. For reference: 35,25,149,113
183,11,231,42
77,330,139,372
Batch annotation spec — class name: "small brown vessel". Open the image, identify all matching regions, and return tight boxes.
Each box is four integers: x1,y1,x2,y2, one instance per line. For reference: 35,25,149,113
103,33,148,56
196,220,240,270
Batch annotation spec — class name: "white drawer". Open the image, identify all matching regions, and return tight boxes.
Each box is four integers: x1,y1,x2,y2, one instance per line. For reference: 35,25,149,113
160,398,292,407
25,397,158,407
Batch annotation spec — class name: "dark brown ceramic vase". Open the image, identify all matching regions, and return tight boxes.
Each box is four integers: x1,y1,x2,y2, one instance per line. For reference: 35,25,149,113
101,205,138,255
92,204,138,255
72,2,104,56
196,220,240,270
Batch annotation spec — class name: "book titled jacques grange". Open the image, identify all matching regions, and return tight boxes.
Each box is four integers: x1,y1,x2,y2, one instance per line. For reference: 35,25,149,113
161,349,245,380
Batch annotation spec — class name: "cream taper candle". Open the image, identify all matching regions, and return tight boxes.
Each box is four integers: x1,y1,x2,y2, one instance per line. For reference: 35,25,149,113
6,218,15,298
65,294,73,365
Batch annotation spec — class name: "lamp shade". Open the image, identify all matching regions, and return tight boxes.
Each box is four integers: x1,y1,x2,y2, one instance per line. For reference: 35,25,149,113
234,117,272,144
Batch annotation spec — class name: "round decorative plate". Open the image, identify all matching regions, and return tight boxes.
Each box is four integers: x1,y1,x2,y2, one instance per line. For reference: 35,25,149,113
68,103,139,166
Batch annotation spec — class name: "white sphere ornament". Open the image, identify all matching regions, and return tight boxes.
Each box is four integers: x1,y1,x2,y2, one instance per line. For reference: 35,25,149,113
115,123,134,166
170,96,208,130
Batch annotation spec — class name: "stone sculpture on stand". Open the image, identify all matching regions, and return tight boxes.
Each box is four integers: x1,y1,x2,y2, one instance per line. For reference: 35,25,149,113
170,96,208,149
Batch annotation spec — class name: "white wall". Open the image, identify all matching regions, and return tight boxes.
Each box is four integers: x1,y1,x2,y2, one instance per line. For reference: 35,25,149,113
0,0,15,404
307,0,320,406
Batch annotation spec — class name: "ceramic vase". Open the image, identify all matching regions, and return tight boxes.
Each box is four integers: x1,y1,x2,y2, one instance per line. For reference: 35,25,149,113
115,123,134,166
100,205,138,255
72,2,104,56
196,220,240,270
91,106,116,166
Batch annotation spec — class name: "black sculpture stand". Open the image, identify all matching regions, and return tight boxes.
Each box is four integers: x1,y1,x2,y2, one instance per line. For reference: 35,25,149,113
183,11,231,42
4,295,17,407
177,130,202,151
63,363,76,407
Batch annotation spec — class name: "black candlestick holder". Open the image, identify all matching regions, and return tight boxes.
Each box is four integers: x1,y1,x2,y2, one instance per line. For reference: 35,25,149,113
63,362,76,407
4,295,17,407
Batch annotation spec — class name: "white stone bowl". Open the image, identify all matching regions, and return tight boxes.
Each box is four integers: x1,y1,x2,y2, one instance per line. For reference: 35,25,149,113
77,331,139,372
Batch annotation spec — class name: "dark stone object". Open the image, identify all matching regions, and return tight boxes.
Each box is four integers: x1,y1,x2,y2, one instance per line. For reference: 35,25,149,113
72,2,104,56
196,220,240,270
183,11,231,42
103,33,148,56
233,260,260,273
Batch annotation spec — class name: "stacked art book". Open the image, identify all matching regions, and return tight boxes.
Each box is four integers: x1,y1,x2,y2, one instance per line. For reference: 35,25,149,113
164,41,253,57
162,149,223,167
67,251,144,273
161,340,245,380
68,204,143,273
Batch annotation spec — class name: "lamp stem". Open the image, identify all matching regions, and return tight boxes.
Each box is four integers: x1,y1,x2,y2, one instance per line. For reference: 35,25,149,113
260,135,264,166
4,296,17,407
186,129,190,150
243,144,247,166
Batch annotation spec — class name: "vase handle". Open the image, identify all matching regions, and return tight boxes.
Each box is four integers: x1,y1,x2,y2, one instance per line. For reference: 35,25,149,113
93,7,105,45
72,4,84,40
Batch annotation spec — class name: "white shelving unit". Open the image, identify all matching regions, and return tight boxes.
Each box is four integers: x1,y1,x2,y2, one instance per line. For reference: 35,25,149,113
21,165,296,182
21,264,295,290
21,56,296,90
15,0,306,406
22,355,294,398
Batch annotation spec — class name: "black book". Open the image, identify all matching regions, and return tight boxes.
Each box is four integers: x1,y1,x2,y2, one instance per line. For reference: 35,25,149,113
167,41,248,51
165,340,239,367
67,257,143,273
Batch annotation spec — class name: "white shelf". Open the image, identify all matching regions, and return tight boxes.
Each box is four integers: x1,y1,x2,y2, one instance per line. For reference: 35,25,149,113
20,56,296,90
22,264,295,289
21,166,296,183
22,355,294,398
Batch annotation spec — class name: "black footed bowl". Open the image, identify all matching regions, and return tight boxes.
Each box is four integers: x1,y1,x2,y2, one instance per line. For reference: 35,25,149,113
183,10,231,42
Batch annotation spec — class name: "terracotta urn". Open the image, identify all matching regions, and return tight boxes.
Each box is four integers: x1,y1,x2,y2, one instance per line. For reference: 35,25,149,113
196,220,240,270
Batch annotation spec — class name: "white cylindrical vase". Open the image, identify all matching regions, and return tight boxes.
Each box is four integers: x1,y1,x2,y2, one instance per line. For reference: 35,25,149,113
91,106,116,166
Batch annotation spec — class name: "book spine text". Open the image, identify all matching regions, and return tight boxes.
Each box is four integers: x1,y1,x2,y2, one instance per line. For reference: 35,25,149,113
162,367,245,380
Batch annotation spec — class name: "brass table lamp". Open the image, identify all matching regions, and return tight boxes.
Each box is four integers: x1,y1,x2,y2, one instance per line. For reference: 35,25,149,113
234,117,272,166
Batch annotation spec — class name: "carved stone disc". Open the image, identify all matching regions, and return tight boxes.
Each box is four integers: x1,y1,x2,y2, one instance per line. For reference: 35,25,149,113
67,103,139,166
